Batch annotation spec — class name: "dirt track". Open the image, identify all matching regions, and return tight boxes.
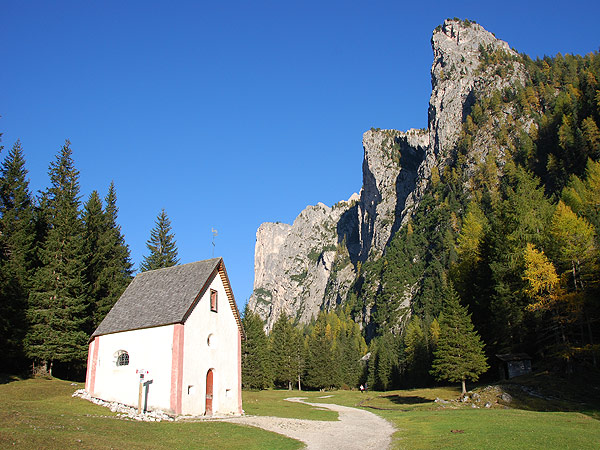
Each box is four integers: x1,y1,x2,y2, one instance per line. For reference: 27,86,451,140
222,397,395,449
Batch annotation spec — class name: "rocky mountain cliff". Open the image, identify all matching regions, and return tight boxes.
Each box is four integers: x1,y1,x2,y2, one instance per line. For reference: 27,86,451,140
248,19,528,332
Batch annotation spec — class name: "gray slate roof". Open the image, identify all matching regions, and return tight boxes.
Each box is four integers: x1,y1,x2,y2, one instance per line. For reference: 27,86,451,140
92,258,223,338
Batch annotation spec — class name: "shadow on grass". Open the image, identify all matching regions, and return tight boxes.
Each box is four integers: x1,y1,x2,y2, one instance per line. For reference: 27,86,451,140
384,394,431,405
0,374,23,385
357,394,432,411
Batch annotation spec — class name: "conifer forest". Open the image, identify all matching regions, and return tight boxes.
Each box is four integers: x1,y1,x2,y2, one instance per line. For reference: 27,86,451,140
0,140,178,377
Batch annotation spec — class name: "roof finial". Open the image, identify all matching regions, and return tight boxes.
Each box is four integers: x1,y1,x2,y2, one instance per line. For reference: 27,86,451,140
211,228,218,257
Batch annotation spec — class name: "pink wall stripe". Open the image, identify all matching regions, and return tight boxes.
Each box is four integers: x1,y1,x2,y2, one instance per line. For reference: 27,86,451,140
85,341,92,391
170,324,185,414
237,329,243,413
85,337,99,395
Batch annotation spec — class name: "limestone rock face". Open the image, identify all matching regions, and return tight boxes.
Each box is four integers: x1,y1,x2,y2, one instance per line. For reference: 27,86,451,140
249,20,529,330
358,128,428,261
249,196,359,331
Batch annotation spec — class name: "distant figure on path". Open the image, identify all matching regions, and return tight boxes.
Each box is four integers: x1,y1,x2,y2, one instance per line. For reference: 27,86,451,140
360,384,364,393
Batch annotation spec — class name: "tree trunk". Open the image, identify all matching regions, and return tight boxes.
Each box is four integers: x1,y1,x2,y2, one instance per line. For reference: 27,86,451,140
585,308,597,367
461,378,466,395
559,321,573,374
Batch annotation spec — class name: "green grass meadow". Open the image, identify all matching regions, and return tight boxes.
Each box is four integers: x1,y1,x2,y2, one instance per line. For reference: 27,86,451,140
0,377,302,450
1,375,599,449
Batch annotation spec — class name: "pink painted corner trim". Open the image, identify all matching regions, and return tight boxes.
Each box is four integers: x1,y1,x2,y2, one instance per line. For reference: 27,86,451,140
86,337,99,395
85,341,92,391
170,324,185,414
238,329,243,413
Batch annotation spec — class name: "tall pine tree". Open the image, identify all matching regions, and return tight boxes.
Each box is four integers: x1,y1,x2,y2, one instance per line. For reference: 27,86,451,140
430,285,489,394
82,190,105,333
25,141,90,375
140,208,179,272
337,314,367,388
404,315,431,386
269,312,299,390
97,183,133,323
241,306,271,389
305,312,340,390
83,183,133,329
0,140,36,370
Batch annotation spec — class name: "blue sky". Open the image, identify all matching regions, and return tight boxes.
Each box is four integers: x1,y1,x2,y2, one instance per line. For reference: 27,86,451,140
1,1,599,308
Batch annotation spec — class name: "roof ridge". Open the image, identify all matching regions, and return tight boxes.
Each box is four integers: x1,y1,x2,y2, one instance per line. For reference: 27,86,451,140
137,257,222,275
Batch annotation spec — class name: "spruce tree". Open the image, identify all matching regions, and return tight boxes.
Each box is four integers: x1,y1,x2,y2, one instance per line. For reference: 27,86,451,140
25,141,90,375
140,208,179,272
305,313,339,390
82,191,105,333
241,306,271,389
0,140,36,370
292,325,306,390
338,316,367,388
83,183,133,329
97,183,133,322
430,286,488,394
372,332,402,391
269,312,298,389
404,315,431,386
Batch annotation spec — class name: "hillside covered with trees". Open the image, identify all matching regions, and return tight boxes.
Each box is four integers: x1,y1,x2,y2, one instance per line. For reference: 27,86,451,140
243,26,600,391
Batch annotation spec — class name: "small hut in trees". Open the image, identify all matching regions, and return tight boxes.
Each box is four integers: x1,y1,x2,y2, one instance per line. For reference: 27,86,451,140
496,353,532,379
85,258,244,416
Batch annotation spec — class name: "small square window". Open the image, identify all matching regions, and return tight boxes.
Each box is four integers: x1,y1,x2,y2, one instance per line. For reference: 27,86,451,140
210,289,218,312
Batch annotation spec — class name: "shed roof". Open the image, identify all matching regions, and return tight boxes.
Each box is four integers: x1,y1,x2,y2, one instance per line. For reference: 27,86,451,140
91,258,244,339
495,353,532,362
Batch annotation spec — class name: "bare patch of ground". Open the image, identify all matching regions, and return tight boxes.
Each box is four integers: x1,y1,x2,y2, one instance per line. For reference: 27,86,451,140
221,397,395,450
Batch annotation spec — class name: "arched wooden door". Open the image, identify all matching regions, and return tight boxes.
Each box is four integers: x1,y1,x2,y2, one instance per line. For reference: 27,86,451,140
205,369,214,415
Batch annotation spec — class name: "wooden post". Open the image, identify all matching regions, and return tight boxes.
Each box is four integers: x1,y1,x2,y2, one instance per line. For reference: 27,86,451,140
138,373,144,414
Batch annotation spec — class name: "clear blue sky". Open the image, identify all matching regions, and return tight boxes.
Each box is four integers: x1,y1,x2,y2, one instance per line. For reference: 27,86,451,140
1,1,599,308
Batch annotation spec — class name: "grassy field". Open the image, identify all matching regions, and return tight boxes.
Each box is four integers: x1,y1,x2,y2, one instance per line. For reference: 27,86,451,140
244,375,600,449
0,377,302,449
2,374,599,449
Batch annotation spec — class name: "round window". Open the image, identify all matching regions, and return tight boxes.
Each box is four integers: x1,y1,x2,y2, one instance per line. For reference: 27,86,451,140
207,334,217,348
115,350,129,367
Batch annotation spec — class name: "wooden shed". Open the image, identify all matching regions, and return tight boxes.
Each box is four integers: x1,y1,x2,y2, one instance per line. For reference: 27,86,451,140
496,353,532,379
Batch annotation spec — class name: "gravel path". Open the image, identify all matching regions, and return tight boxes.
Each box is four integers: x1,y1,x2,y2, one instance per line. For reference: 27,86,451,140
221,397,395,449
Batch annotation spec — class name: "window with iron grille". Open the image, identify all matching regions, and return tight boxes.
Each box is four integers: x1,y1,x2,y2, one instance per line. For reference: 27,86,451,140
116,350,129,366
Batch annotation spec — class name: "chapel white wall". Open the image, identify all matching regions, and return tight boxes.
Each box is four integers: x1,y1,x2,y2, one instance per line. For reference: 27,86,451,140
92,324,174,411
